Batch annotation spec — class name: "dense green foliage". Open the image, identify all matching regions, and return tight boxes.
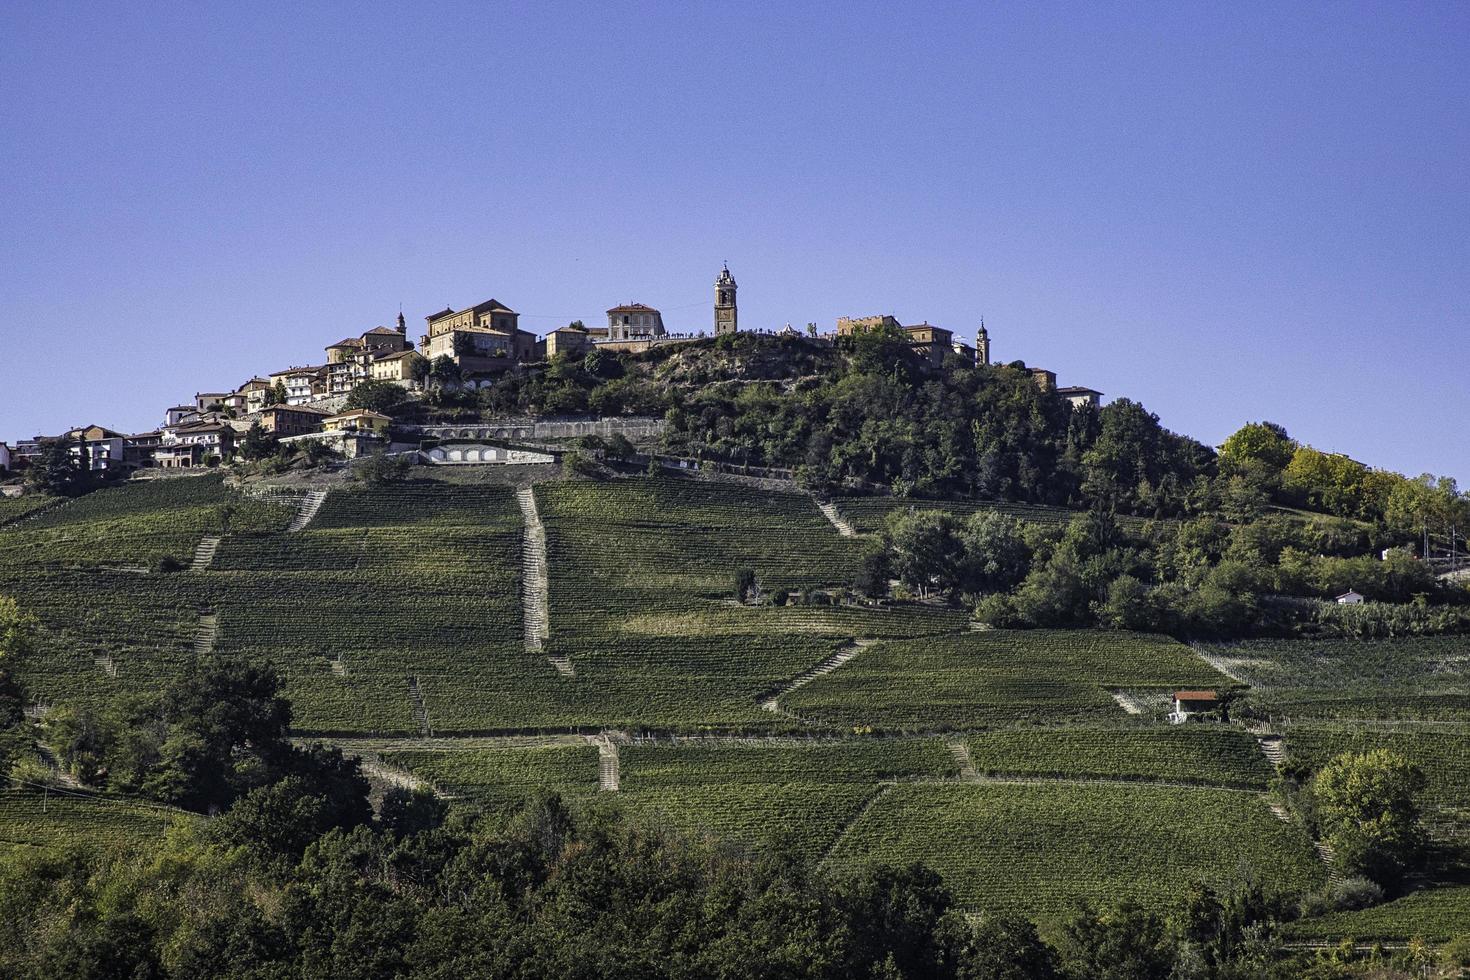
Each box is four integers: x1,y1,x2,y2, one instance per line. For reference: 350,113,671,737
1310,749,1429,889
1282,725,1470,832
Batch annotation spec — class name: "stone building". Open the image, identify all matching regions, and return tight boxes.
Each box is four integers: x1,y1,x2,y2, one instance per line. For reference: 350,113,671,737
326,317,414,394
259,404,330,437
835,315,955,368
606,303,665,341
715,265,738,335
420,298,539,371
1057,386,1103,409
545,324,594,358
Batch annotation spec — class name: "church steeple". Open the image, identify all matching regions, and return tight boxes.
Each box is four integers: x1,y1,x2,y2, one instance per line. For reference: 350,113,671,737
396,309,407,335
976,318,990,366
714,264,738,335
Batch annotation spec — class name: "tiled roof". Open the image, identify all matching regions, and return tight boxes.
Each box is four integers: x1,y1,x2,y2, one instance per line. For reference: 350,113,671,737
607,303,660,314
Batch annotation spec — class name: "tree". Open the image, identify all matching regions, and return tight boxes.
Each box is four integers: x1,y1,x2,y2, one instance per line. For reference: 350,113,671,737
0,595,37,671
886,509,966,597
144,656,295,812
734,568,757,603
957,511,1032,594
854,548,892,599
1281,446,1369,518
583,348,624,380
429,354,461,384
1056,901,1175,980
238,420,278,461
212,775,333,859
958,916,1061,980
0,596,36,743
1219,421,1295,472
1312,749,1427,888
346,379,405,414
604,433,636,460
25,440,83,496
268,380,287,405
403,352,431,384
1094,574,1159,631
379,786,448,838
352,452,410,485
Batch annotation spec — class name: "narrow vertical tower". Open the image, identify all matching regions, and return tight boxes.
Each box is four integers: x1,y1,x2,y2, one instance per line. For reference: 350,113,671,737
976,319,990,366
396,310,407,336
714,264,738,335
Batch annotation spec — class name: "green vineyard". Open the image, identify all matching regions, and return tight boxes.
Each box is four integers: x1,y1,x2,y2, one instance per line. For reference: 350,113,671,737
823,782,1325,918
964,727,1272,789
1199,638,1470,721
783,630,1230,729
1,469,1466,945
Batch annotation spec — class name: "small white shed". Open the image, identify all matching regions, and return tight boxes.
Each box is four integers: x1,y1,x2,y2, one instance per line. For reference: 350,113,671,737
1336,590,1366,605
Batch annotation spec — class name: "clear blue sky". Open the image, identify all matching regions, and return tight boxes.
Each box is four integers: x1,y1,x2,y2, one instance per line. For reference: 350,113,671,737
2,2,1466,481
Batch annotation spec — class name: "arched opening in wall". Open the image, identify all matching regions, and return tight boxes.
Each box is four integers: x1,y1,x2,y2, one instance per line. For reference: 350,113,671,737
496,429,508,439
514,429,527,439
448,449,463,462
459,430,472,439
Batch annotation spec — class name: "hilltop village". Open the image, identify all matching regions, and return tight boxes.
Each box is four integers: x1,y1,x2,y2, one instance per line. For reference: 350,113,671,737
0,267,1101,477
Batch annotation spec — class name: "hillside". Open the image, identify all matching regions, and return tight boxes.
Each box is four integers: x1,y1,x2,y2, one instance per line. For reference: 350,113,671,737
1,465,1467,957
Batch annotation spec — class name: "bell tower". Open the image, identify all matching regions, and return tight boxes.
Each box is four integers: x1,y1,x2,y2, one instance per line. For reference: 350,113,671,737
976,319,990,366
714,264,738,335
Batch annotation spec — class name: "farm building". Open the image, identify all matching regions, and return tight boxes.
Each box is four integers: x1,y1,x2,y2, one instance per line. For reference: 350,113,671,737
1336,590,1366,605
1169,690,1219,724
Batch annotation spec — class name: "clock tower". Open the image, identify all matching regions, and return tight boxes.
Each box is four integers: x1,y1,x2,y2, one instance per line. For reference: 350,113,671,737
714,264,738,335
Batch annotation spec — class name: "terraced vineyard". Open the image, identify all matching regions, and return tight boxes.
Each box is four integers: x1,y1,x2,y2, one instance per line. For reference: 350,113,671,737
784,630,1231,730
0,787,190,859
383,743,600,819
1280,724,1470,832
824,782,1325,918
0,495,59,526
1199,638,1470,721
1286,884,1470,942
533,478,968,728
209,482,533,733
3,470,1466,944
617,739,957,860
964,727,1272,789
0,475,293,568
0,477,297,708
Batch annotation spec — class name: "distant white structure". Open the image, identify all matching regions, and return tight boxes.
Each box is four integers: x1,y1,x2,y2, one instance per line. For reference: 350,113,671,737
1336,590,1366,605
421,445,554,466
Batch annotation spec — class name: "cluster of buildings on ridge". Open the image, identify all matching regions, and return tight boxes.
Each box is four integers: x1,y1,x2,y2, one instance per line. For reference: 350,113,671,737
1,265,1101,477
